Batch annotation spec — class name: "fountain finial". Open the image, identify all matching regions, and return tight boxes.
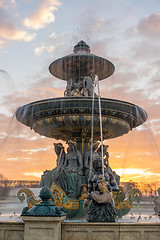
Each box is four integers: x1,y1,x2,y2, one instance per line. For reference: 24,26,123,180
21,187,66,217
73,40,90,53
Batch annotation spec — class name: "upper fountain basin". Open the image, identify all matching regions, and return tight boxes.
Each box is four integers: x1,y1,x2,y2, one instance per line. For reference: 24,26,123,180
49,40,115,81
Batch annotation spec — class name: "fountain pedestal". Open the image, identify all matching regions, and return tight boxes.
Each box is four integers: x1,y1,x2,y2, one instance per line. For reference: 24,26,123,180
22,216,66,240
22,187,66,240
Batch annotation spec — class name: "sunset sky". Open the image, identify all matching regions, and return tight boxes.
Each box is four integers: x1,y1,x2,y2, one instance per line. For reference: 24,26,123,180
0,0,160,183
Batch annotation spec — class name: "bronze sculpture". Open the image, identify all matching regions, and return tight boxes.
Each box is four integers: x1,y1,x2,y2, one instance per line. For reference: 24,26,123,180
84,142,99,177
58,141,83,198
83,157,118,222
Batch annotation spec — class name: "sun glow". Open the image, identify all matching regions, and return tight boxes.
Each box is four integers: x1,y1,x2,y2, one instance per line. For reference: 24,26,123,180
115,168,160,182
24,172,43,178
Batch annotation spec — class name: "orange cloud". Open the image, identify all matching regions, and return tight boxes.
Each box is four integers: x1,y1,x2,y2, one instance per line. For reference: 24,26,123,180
1,76,64,115
0,25,35,41
115,168,160,182
0,77,66,180
0,0,61,46
138,13,160,34
0,8,35,42
0,121,57,180
23,0,61,30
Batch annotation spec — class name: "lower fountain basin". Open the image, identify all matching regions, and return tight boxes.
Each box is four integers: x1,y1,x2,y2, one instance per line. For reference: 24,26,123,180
16,97,147,141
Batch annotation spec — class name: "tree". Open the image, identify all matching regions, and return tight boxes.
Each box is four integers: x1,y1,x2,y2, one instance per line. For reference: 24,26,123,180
151,181,159,195
0,173,9,200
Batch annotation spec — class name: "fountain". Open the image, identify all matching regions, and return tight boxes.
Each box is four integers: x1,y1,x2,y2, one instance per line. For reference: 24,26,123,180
16,40,147,220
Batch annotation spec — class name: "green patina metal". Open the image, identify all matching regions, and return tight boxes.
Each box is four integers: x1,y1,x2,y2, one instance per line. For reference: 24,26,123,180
21,187,66,217
18,185,142,219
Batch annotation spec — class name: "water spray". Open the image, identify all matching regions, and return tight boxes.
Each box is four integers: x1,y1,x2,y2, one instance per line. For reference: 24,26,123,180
96,75,105,179
89,76,96,178
90,75,105,180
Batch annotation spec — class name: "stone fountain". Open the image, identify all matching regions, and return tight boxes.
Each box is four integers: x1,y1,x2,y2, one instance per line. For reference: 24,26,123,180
16,40,147,219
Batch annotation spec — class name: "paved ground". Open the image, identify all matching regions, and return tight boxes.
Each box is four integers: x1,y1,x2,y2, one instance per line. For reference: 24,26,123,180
118,202,160,223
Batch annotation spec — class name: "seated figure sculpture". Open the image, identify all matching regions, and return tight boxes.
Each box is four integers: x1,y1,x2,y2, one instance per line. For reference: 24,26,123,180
84,142,99,178
54,143,66,172
41,141,83,199
83,75,94,96
40,143,66,188
83,157,118,222
56,140,83,199
71,80,82,96
64,78,74,96
64,74,95,97
97,144,120,186
97,144,109,169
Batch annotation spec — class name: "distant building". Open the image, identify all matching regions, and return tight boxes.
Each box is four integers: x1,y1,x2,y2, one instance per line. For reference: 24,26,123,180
0,180,40,200
0,180,40,188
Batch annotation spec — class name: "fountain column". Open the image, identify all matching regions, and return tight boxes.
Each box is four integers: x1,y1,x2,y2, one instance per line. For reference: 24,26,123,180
76,139,90,160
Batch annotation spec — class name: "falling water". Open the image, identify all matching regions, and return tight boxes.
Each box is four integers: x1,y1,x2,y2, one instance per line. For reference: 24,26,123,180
96,75,105,179
0,70,15,92
143,123,160,158
122,105,160,172
89,76,96,178
121,128,136,174
0,69,20,149
0,113,16,150
89,74,105,179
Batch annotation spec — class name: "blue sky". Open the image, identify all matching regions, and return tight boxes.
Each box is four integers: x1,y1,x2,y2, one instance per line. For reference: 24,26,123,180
0,0,160,181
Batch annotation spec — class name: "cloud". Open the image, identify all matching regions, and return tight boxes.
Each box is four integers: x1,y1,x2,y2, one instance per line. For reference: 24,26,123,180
33,32,66,59
138,13,160,36
1,75,64,115
0,40,6,48
144,79,160,101
0,0,61,48
115,168,160,182
24,172,43,178
21,147,49,153
0,25,36,41
0,0,16,9
129,40,160,63
23,0,61,30
34,44,55,55
0,116,57,180
116,168,160,176
49,32,56,38
0,8,36,42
